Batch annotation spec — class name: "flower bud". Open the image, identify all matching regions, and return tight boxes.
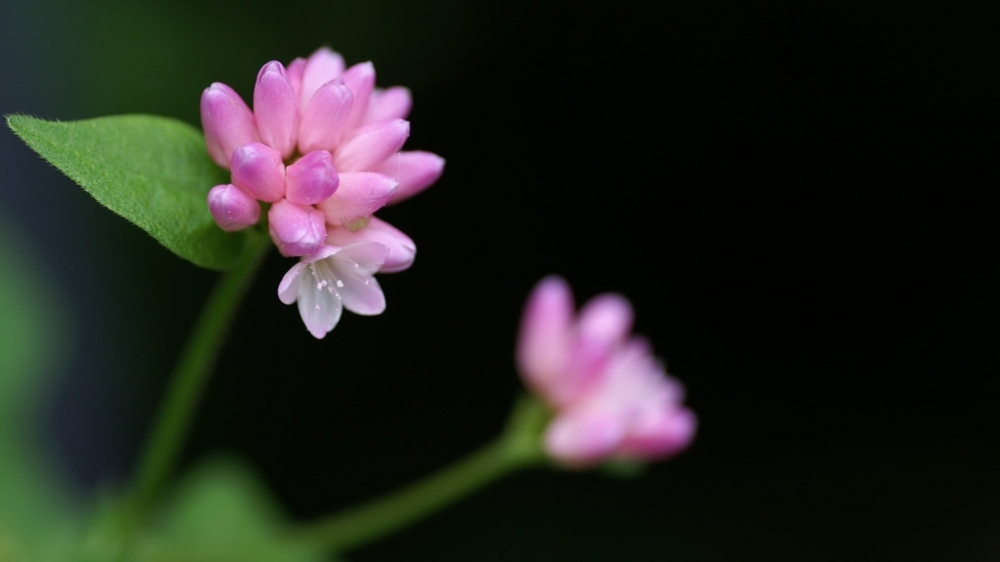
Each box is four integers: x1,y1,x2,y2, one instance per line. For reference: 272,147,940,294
268,199,327,257
376,151,445,205
334,118,409,172
316,172,397,226
254,61,300,158
231,142,286,203
285,150,339,205
300,47,345,110
365,86,413,124
518,277,574,402
286,57,306,103
342,61,375,129
207,184,260,231
201,83,259,168
299,79,353,154
565,294,634,389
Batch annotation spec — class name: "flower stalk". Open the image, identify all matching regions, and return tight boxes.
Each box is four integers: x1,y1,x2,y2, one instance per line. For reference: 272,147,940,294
130,231,272,521
293,395,550,554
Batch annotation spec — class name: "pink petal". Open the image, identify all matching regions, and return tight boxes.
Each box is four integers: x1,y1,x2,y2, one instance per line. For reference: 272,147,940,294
316,172,397,226
517,276,575,403
299,79,353,154
254,61,300,158
657,373,688,404
325,216,415,273
287,57,306,103
544,410,625,468
377,151,445,205
565,294,635,389
328,241,389,315
285,150,339,206
603,337,661,395
278,261,306,305
365,87,413,124
334,119,409,172
200,83,260,168
231,142,286,203
585,340,667,417
618,407,697,460
207,184,260,231
300,47,345,110
341,61,376,130
267,199,327,257
577,294,633,347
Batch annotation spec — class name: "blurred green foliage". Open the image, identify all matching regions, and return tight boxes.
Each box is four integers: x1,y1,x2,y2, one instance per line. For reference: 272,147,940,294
0,217,83,561
0,222,327,556
134,457,330,562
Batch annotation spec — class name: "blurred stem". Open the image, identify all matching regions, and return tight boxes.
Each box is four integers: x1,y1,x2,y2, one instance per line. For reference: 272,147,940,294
293,395,550,554
130,233,271,520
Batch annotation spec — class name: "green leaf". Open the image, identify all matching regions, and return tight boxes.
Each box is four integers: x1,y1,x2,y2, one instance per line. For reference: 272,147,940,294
7,114,254,271
135,457,326,562
0,216,84,559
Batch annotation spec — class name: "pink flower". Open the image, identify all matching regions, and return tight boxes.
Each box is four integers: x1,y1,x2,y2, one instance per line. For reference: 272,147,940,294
200,47,445,337
517,277,697,468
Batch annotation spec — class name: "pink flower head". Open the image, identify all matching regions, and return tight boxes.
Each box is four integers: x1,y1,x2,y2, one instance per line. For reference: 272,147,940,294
200,47,445,337
517,277,697,468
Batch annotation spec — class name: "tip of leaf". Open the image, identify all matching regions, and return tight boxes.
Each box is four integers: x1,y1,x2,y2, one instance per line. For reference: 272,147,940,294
6,113,22,130
6,114,38,138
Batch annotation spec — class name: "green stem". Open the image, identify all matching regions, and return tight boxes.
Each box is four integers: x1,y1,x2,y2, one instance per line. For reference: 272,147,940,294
294,396,550,554
130,233,271,519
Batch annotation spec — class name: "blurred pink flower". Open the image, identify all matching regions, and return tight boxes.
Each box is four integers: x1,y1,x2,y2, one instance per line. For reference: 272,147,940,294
517,277,697,467
200,47,445,337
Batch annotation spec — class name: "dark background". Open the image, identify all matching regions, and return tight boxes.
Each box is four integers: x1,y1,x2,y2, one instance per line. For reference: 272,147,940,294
2,1,999,560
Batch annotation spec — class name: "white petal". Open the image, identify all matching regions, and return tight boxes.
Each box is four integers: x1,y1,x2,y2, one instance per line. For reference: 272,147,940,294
329,242,389,315
333,241,389,275
303,244,340,264
278,262,306,305
336,273,386,316
296,262,344,339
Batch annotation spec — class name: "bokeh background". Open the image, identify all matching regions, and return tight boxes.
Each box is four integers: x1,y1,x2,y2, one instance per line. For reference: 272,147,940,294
2,1,999,560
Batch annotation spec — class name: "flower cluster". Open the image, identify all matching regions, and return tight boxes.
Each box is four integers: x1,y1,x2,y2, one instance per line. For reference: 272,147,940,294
517,277,696,467
201,48,444,338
